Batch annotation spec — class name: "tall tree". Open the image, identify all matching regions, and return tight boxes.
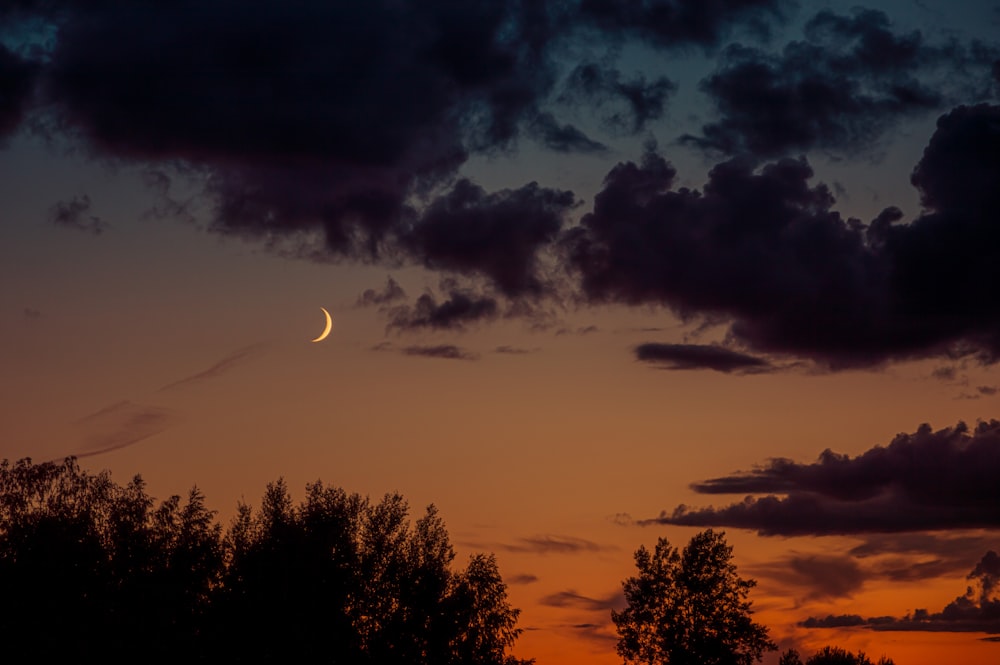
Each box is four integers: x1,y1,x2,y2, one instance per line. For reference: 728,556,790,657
613,529,776,665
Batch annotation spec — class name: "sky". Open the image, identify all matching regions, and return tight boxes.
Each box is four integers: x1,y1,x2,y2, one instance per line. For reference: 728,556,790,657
2,0,1000,662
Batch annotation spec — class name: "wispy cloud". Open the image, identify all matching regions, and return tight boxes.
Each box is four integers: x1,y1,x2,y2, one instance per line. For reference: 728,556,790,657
71,400,174,459
156,342,268,392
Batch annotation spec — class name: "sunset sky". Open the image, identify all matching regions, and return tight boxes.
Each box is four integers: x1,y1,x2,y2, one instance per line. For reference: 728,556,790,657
2,0,1000,662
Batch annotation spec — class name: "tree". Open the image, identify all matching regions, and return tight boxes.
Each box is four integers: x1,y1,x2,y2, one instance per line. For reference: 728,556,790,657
779,646,895,665
0,458,532,664
612,529,776,665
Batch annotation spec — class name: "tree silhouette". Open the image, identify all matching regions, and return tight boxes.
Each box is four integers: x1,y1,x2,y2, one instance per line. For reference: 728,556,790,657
612,529,776,665
779,646,895,665
0,458,531,664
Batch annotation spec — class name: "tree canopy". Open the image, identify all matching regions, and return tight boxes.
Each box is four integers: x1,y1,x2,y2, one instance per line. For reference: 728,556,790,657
612,529,776,665
779,646,895,665
0,457,530,665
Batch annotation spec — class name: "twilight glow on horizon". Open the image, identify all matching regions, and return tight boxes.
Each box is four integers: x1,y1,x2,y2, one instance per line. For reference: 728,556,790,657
2,1,1000,663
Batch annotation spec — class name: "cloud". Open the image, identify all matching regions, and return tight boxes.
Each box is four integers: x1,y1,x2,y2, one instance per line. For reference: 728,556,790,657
8,3,1000,372
568,104,1000,368
16,0,567,258
507,574,540,585
494,345,536,355
802,552,1000,636
634,342,772,373
648,420,1000,535
71,400,174,459
22,307,41,319
850,533,1000,583
400,345,478,361
560,63,675,133
685,8,990,156
49,194,107,235
404,179,576,297
387,289,499,332
574,0,790,50
751,554,866,600
0,44,37,141
498,535,616,555
540,589,625,612
527,111,608,154
156,343,268,392
357,277,406,307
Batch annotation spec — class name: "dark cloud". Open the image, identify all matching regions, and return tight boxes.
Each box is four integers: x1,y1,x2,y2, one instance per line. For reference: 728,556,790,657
569,104,1000,368
2,0,789,265
803,552,1000,636
527,111,607,154
357,277,406,308
575,0,789,50
540,589,625,612
499,535,616,555
22,307,41,319
649,421,1000,535
494,345,536,354
15,0,568,259
49,194,107,234
851,533,1000,583
400,345,478,361
386,290,499,332
686,8,983,156
8,3,1000,372
752,554,866,600
0,44,37,141
560,63,675,133
634,342,772,373
405,179,576,297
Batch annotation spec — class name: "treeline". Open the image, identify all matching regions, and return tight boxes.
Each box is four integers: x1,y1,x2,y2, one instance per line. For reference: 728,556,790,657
0,458,529,664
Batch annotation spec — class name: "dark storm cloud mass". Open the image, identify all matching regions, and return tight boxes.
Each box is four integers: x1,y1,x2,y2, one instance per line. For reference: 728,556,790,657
634,342,772,373
569,104,1000,368
687,8,987,156
803,552,1000,636
649,420,1000,535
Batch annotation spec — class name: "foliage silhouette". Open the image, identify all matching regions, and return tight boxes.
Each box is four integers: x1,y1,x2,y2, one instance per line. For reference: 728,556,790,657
779,646,895,665
0,458,531,665
613,529,776,665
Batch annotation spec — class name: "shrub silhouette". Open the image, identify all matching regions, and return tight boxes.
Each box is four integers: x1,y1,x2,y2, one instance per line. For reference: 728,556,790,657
0,458,530,664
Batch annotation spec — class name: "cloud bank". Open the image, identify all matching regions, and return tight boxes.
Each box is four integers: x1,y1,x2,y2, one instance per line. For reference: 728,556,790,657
648,420,1000,535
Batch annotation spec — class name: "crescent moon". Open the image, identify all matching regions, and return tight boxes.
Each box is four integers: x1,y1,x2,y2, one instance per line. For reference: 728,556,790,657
311,307,333,342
